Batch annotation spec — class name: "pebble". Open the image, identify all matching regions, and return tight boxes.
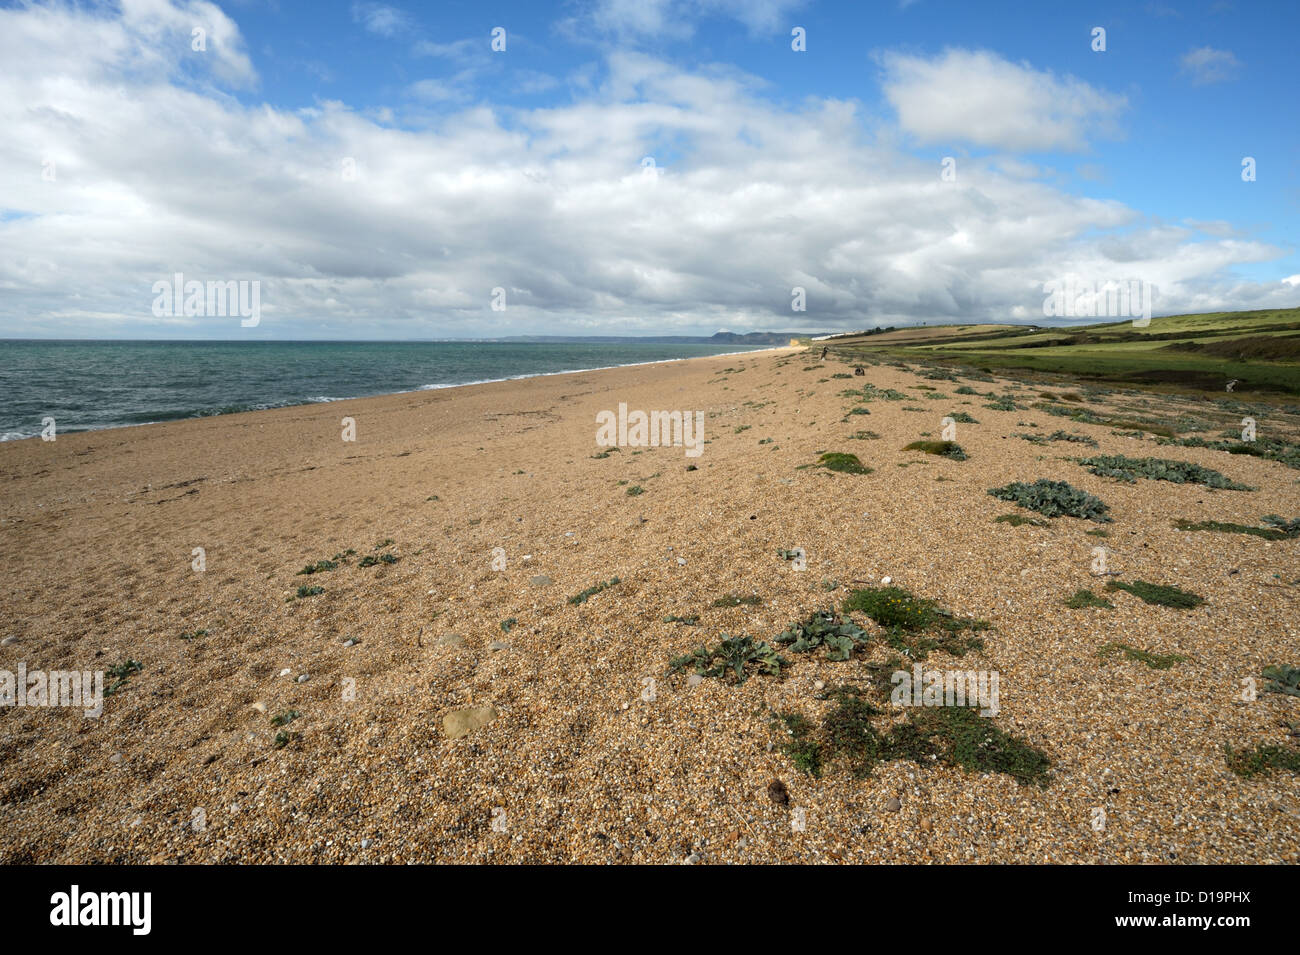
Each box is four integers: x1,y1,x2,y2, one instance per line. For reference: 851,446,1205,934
489,640,509,652
361,838,373,849
442,705,499,740
886,797,902,812
437,633,467,648
686,674,703,688
296,673,310,683
250,701,267,714
530,575,552,587
881,576,892,585
0,636,18,646
343,638,358,647
279,668,291,677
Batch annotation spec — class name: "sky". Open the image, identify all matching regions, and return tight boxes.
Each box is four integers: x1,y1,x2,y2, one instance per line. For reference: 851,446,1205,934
0,0,1296,340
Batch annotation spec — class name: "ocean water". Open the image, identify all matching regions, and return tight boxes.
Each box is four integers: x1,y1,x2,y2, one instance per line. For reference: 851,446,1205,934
0,340,766,440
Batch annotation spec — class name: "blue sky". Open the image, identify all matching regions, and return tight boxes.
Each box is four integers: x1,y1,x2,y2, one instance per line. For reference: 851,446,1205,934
0,0,1296,338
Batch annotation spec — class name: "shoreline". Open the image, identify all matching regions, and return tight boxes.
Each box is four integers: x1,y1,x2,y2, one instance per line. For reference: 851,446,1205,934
0,345,788,443
1,345,1297,864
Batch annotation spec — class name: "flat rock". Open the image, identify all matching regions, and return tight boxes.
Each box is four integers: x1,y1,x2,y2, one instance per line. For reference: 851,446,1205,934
489,640,509,652
436,633,467,648
442,705,499,740
530,575,553,587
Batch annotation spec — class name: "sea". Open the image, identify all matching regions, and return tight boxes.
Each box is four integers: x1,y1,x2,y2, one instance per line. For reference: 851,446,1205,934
0,340,767,441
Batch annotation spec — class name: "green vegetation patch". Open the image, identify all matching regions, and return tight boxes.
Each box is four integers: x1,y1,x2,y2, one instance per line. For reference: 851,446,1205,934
1065,589,1113,609
842,586,989,660
104,659,144,696
1078,454,1254,490
902,440,968,460
817,451,873,474
988,479,1111,522
1098,641,1187,669
295,584,324,598
1260,664,1300,698
947,411,979,423
668,635,788,684
778,682,1049,786
711,593,761,608
567,577,621,605
297,559,338,575
994,513,1049,527
1224,743,1300,777
1103,579,1205,609
1173,518,1291,540
773,610,871,661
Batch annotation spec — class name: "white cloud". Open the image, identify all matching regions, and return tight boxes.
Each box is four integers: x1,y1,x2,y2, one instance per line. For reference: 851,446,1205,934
880,49,1127,152
1180,46,1241,85
351,3,413,39
0,3,1290,339
568,0,806,41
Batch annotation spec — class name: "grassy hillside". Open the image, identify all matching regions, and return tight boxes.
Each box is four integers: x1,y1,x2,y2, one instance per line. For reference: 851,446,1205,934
827,308,1300,396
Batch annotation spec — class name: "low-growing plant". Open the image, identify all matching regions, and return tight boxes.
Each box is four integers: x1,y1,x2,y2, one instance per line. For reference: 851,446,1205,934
296,584,324,598
1066,589,1113,609
1260,664,1300,698
711,593,761,608
902,440,967,460
297,560,338,575
668,635,789,684
568,577,620,605
1103,580,1205,609
178,628,209,640
947,412,978,423
988,479,1111,522
271,709,301,727
1173,518,1290,541
500,617,517,633
1224,742,1300,777
104,659,143,696
817,452,872,474
1077,455,1254,490
773,610,871,661
1098,641,1187,669
994,513,1049,527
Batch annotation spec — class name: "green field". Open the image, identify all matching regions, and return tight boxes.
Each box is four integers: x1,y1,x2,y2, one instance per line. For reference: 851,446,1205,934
826,308,1300,396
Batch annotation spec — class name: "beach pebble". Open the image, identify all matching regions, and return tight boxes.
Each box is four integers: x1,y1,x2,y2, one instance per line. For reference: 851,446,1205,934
1,636,18,646
250,701,267,714
885,797,902,812
686,674,703,688
361,838,373,849
279,668,291,677
437,633,467,648
530,575,552,587
814,680,825,691
442,705,499,740
343,638,358,647
676,558,686,566
296,673,310,683
881,576,892,585
489,640,509,652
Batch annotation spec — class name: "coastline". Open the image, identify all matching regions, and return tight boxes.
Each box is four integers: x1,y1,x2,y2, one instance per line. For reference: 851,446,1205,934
0,344,783,442
1,345,1297,864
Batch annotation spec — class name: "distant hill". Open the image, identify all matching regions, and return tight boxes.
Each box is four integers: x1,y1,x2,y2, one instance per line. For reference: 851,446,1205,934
827,308,1300,396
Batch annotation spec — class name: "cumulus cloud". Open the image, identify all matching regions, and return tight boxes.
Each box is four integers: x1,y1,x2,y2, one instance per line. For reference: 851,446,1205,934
0,4,1290,339
880,48,1127,152
1180,46,1241,85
